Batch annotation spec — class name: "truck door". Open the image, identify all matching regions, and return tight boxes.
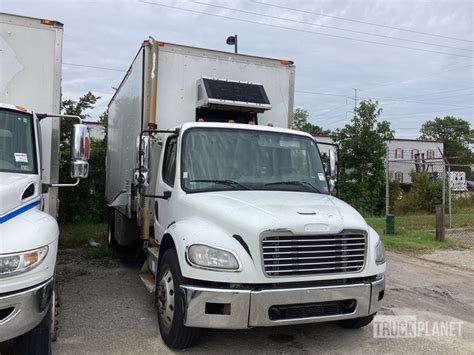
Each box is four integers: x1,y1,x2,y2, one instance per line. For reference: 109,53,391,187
155,135,178,238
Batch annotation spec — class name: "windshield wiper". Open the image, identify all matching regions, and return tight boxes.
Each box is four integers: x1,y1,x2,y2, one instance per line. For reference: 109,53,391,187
265,180,322,193
190,179,251,190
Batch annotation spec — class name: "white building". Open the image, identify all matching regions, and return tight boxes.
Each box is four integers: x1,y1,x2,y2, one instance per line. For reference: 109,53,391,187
83,120,105,140
313,136,444,185
388,138,444,184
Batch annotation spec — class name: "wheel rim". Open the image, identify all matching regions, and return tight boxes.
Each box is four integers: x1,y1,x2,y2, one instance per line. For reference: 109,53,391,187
158,268,175,330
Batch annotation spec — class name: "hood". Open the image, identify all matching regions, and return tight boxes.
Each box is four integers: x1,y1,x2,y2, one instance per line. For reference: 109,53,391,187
0,172,40,217
181,190,368,236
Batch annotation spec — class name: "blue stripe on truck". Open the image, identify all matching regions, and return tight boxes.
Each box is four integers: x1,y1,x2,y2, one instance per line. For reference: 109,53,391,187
0,200,41,224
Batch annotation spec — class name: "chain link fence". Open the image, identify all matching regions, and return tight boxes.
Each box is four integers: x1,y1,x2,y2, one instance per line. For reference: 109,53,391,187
386,150,473,247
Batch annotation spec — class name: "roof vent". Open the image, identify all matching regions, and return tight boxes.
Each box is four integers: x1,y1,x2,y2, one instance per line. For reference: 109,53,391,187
196,77,271,113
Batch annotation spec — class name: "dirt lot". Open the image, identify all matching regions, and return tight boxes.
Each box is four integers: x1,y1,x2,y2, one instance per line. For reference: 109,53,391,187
46,249,474,354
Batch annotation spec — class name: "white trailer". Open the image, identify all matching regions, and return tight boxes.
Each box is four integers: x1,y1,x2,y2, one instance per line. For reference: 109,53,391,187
0,13,90,352
106,39,386,349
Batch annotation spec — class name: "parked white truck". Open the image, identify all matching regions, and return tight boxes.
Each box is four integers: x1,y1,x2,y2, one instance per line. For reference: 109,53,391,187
0,13,90,353
106,39,386,349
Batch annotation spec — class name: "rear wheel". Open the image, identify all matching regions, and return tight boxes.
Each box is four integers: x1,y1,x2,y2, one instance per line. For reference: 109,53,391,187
338,314,375,329
156,249,199,349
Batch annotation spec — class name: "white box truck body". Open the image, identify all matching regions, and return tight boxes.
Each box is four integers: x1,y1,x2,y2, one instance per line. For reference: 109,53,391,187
106,40,386,349
0,13,90,351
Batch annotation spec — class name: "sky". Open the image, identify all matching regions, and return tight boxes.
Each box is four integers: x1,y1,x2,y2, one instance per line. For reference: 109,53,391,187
2,0,473,138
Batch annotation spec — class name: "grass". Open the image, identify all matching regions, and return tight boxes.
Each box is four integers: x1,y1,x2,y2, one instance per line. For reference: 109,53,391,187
365,215,455,253
59,223,111,258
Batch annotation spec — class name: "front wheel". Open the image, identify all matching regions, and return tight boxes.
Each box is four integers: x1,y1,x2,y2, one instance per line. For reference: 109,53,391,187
156,249,199,349
338,314,375,329
15,302,53,355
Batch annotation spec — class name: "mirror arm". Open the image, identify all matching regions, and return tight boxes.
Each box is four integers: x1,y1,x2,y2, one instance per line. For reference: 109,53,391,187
138,186,171,200
49,178,80,188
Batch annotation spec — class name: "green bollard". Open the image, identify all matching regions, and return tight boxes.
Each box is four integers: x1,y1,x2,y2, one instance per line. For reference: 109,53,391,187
386,214,395,235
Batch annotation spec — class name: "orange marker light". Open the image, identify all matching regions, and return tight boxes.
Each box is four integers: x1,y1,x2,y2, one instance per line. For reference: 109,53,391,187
84,137,90,159
156,41,166,47
280,60,292,65
15,105,28,112
40,19,54,25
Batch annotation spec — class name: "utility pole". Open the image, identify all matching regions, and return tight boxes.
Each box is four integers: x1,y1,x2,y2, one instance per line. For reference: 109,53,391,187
347,88,360,114
352,88,359,112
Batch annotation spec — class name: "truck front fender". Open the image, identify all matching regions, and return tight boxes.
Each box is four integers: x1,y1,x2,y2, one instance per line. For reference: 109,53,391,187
161,217,258,284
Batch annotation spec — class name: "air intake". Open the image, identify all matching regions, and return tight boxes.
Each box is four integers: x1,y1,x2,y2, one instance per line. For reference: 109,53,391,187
196,77,271,113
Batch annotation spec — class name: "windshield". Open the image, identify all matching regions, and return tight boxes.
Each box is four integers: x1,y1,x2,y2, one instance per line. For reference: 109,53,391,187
0,109,37,174
181,127,329,194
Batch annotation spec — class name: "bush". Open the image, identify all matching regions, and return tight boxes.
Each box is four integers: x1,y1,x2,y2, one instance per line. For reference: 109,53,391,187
394,172,443,214
58,138,107,224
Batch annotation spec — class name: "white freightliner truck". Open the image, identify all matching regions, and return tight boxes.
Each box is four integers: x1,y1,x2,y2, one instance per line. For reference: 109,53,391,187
106,39,386,349
0,13,90,352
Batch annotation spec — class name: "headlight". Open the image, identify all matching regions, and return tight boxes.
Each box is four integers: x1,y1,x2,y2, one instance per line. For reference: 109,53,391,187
0,246,48,277
187,244,240,271
375,240,385,265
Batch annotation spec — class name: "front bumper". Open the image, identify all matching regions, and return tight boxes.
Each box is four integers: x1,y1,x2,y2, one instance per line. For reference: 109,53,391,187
181,275,385,329
0,277,53,342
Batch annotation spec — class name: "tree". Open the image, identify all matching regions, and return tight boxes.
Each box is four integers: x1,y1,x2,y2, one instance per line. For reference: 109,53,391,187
293,108,330,135
419,116,473,177
58,92,106,223
332,100,394,215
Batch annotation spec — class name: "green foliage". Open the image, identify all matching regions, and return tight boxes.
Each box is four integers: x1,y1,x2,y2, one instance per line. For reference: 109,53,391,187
332,100,394,215
419,116,473,178
394,172,443,214
58,93,107,224
293,108,330,136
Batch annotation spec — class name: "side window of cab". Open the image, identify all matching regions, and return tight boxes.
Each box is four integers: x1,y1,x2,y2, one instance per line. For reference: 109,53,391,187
162,136,178,187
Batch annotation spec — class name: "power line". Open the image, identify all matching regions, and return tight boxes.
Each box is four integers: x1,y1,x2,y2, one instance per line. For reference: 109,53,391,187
393,87,474,100
361,63,474,91
190,0,473,53
139,1,474,59
298,89,474,108
63,62,126,72
251,0,474,43
296,90,349,98
382,106,472,117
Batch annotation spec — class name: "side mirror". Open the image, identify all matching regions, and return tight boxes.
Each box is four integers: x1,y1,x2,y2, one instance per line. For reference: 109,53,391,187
134,136,150,186
329,149,337,178
70,124,90,179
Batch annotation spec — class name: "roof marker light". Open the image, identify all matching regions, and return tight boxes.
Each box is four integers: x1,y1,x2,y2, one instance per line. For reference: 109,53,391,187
15,105,28,112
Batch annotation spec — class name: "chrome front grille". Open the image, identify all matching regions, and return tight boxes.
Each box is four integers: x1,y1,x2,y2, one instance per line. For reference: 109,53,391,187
262,233,366,277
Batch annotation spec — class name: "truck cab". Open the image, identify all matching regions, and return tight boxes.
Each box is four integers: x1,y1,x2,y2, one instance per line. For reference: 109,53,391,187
0,106,90,351
0,105,58,345
143,122,385,348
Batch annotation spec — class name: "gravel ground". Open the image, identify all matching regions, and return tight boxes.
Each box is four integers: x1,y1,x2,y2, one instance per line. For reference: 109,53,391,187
37,249,472,354
416,248,474,271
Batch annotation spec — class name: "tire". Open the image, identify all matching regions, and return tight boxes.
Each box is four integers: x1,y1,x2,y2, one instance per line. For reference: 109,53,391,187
15,302,53,355
338,314,375,329
156,249,199,349
107,211,119,250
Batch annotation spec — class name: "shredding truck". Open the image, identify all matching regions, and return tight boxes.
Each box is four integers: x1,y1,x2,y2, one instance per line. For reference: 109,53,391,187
106,39,386,349
0,13,90,353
